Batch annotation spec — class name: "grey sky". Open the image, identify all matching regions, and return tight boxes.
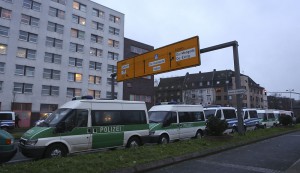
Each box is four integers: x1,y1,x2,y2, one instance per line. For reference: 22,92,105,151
95,0,300,99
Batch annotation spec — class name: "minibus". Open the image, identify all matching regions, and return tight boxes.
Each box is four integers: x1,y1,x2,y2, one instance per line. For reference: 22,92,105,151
242,108,260,130
257,109,278,128
204,106,238,133
148,104,205,144
19,98,149,158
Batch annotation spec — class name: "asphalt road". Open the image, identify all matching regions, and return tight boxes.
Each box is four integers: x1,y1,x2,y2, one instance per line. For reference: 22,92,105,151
147,131,300,173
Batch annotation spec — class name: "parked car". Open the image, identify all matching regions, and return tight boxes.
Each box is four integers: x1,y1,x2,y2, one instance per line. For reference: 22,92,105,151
0,129,17,163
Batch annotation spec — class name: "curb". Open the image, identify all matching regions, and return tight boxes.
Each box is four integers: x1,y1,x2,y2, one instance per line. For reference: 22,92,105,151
111,129,300,173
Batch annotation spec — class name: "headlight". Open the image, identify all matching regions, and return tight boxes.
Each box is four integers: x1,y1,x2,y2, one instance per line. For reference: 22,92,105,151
26,139,38,146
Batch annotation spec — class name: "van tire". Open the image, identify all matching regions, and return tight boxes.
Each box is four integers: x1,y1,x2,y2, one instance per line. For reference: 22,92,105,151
194,130,203,139
158,134,169,144
126,136,141,148
44,143,68,158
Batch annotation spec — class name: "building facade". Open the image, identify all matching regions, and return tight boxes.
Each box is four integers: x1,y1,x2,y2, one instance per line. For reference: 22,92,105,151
155,70,267,109
0,0,124,126
123,38,154,110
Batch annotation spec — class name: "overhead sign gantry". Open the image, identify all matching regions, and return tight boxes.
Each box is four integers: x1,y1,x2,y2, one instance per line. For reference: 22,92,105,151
117,36,200,82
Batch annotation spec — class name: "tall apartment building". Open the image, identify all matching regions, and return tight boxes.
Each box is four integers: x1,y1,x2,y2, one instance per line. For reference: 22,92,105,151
155,69,268,109
0,0,124,127
123,38,154,110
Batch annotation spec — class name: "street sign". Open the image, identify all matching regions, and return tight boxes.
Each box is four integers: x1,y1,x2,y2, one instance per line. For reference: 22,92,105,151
228,89,246,95
117,36,200,82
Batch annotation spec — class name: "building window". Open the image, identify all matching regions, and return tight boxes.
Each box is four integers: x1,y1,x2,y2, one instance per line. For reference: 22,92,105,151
106,91,117,99
107,65,117,73
69,57,83,67
43,69,60,80
23,0,41,11
68,72,82,82
71,28,85,39
0,62,5,73
108,39,119,48
89,61,101,71
0,7,12,19
0,44,7,54
130,46,148,54
0,81,2,92
129,94,152,103
88,90,101,99
47,22,64,34
92,8,104,18
73,1,86,12
91,34,103,44
46,37,63,49
51,0,66,5
72,14,86,25
216,96,222,101
107,52,119,60
69,43,84,53
13,82,33,94
0,25,9,37
91,21,104,31
89,47,102,57
107,78,117,86
89,75,101,84
15,65,35,77
49,7,65,19
21,14,39,27
19,31,38,43
109,27,120,36
67,88,81,97
42,85,59,96
109,14,120,24
44,52,61,64
17,48,36,60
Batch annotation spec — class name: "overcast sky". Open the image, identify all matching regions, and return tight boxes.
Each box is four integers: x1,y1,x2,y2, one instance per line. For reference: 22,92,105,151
95,0,300,99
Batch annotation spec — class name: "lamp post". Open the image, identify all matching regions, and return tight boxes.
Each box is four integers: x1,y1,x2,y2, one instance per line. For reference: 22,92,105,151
286,89,294,111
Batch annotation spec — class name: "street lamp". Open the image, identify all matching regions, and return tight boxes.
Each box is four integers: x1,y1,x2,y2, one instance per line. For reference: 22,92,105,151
286,89,294,111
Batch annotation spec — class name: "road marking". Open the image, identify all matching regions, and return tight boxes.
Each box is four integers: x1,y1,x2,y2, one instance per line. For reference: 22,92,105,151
197,160,283,173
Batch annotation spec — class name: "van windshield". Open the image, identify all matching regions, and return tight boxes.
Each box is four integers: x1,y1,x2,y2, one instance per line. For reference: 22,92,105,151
41,108,72,127
204,109,216,119
223,109,236,119
148,111,169,123
0,113,12,120
249,111,258,118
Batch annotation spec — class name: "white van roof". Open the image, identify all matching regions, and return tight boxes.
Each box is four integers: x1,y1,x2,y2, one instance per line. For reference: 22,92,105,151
204,106,236,110
60,99,147,110
149,104,203,112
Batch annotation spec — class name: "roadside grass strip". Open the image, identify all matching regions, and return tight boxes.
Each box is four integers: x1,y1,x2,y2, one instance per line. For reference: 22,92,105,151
1,125,299,173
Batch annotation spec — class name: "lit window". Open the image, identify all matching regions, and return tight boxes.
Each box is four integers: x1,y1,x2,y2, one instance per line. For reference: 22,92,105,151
73,1,86,12
0,44,7,54
0,8,12,19
108,39,119,48
109,14,120,24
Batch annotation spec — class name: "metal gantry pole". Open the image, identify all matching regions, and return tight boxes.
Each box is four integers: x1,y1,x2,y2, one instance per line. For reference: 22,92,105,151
200,41,245,135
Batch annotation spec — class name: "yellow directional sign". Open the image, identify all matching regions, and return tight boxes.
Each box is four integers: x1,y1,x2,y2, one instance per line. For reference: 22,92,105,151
117,36,200,82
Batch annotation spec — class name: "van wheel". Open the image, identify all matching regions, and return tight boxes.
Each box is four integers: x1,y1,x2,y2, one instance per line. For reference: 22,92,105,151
44,144,67,158
194,130,203,139
158,134,169,144
126,137,141,148
264,124,267,129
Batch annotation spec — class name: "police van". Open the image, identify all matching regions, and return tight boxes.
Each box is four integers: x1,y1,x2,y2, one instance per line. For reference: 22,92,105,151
148,104,206,144
242,108,260,130
257,109,278,128
0,112,15,131
19,97,149,158
204,106,238,133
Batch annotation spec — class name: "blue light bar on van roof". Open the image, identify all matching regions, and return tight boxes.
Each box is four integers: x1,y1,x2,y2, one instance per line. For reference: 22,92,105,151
72,95,94,100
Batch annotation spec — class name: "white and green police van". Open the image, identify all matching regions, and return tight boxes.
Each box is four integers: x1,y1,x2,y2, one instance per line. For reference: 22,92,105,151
148,104,206,144
19,98,149,158
257,109,278,128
